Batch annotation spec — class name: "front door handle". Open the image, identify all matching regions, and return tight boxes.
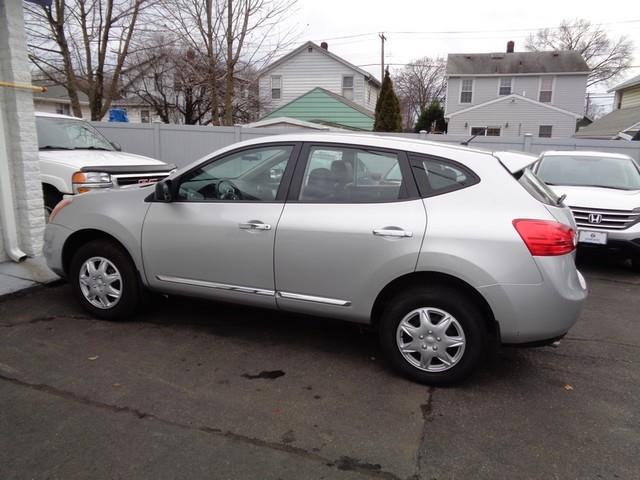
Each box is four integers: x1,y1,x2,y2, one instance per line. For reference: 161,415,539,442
373,228,413,238
239,221,272,231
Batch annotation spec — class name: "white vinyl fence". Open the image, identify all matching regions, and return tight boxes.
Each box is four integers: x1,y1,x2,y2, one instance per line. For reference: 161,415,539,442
91,122,640,168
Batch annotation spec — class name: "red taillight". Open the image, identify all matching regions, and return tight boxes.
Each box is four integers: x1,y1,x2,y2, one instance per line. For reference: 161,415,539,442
512,219,576,256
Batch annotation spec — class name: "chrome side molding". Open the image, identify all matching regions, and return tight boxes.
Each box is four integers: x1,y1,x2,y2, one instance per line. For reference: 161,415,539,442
156,275,352,306
277,291,351,306
156,275,275,296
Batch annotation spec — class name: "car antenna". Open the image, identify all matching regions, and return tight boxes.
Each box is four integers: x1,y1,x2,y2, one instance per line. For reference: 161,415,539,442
461,135,477,146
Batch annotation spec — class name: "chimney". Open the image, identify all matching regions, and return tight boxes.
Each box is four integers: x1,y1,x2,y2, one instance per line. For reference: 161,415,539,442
506,41,515,53
320,42,328,50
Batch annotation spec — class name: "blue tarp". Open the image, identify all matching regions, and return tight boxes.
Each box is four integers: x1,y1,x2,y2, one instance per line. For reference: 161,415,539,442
109,108,129,122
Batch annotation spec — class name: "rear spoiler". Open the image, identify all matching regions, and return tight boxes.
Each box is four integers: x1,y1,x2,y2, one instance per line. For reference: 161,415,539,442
492,151,538,174
81,164,176,174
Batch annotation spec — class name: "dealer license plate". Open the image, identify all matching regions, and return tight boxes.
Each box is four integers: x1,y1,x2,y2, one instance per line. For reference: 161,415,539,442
578,230,607,245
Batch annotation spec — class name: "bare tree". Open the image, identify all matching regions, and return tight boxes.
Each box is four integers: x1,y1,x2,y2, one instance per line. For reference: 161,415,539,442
525,18,634,88
162,0,297,126
25,0,150,120
394,57,446,129
125,40,214,125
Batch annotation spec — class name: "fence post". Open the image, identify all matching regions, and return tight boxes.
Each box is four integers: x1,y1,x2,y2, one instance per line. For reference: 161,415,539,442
152,123,161,160
419,130,427,140
234,125,242,142
522,133,533,152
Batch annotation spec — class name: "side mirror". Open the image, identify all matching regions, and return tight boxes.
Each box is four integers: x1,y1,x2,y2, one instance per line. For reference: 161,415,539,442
111,141,122,151
154,179,173,202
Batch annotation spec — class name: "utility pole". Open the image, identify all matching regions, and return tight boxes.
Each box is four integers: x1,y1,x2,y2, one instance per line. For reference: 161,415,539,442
379,32,386,82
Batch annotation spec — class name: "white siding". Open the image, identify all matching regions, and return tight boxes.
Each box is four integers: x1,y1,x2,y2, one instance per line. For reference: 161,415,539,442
445,74,587,116
447,97,578,138
33,100,92,119
258,46,378,114
553,75,588,114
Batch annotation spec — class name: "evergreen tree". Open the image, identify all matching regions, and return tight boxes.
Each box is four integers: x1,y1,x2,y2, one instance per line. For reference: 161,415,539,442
374,70,402,132
414,100,445,133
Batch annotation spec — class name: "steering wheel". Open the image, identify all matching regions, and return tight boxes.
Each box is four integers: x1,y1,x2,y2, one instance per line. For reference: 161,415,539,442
217,179,242,200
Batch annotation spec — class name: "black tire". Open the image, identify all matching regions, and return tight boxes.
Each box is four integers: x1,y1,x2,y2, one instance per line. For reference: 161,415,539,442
43,186,62,222
69,239,141,320
631,256,640,273
379,286,488,385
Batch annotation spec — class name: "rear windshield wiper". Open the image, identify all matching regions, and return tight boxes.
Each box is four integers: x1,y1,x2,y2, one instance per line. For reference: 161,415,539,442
40,145,75,150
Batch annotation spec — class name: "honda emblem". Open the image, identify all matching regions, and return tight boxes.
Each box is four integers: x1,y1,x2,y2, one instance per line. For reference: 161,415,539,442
588,213,602,224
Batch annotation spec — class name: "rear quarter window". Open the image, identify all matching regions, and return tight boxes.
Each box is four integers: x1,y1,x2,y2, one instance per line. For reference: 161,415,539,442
409,154,480,197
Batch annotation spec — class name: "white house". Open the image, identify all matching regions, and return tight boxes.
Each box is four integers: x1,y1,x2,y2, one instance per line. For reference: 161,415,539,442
257,41,381,117
444,42,589,138
33,84,92,119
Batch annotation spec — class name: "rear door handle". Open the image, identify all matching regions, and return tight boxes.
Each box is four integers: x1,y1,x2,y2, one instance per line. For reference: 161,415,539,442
239,221,271,231
373,228,413,238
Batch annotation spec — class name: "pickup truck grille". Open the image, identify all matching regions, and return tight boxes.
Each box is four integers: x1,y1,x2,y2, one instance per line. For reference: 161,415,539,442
569,206,640,230
113,173,169,187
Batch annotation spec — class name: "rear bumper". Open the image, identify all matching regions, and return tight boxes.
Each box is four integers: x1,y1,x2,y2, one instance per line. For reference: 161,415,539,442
479,255,588,344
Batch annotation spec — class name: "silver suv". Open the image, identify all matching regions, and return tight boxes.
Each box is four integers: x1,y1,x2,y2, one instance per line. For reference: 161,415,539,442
44,134,587,384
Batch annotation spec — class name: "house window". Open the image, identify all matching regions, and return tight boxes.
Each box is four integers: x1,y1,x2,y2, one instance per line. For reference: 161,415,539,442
539,125,553,138
141,109,150,123
55,103,70,115
539,77,553,103
470,126,501,136
271,75,281,100
460,79,473,103
342,76,354,100
499,78,512,96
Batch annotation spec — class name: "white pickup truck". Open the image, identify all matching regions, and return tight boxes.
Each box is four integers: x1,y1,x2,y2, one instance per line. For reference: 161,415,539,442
35,112,175,217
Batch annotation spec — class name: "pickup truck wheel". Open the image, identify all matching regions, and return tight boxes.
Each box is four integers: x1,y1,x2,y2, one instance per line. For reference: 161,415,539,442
43,187,62,222
631,256,640,273
69,240,141,320
379,286,487,385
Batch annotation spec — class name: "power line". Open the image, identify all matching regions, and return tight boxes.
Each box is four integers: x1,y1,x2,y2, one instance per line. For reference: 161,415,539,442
318,18,640,42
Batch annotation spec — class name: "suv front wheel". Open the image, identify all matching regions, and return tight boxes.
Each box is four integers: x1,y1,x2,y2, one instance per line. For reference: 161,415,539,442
69,239,141,320
379,286,488,385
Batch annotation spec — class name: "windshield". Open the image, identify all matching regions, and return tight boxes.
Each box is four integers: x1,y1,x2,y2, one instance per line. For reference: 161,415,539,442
537,154,640,190
36,116,114,151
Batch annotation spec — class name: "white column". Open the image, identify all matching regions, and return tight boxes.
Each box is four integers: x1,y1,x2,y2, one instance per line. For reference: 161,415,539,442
0,0,46,262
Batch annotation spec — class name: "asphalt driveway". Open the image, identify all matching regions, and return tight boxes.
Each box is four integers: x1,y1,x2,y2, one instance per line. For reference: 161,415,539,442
1,256,639,480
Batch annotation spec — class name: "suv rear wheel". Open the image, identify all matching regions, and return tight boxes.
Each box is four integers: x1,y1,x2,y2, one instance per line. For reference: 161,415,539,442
69,239,141,320
379,286,488,385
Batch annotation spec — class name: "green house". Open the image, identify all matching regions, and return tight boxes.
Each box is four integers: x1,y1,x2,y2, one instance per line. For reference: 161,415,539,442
262,87,375,131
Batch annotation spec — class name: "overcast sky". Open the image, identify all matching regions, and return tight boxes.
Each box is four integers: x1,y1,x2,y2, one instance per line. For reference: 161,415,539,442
281,0,640,109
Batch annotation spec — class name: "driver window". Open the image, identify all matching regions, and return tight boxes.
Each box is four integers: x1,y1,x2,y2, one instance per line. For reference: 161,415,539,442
177,145,294,202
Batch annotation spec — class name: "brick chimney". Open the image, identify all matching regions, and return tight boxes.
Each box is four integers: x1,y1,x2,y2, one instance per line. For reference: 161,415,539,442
506,40,515,53
320,42,328,50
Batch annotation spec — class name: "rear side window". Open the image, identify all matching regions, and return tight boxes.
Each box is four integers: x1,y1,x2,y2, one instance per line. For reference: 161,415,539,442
409,154,480,197
298,146,408,203
517,168,562,206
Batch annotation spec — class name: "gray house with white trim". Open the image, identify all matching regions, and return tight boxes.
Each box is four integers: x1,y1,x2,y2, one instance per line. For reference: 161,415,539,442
444,42,589,138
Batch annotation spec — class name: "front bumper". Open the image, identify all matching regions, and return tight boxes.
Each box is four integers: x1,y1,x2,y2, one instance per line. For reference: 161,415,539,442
576,224,640,257
479,255,588,344
43,223,74,278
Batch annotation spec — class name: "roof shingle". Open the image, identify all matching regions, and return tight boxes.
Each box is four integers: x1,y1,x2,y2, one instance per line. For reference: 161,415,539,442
446,51,589,75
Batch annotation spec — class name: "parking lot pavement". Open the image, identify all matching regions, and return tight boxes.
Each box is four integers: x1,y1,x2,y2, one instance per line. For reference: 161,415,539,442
1,257,638,480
